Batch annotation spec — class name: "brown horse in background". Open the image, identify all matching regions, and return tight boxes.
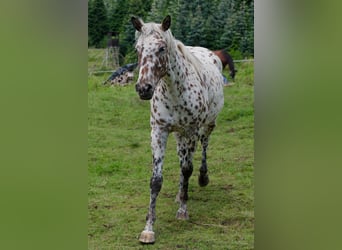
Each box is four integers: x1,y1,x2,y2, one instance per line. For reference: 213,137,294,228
213,49,237,81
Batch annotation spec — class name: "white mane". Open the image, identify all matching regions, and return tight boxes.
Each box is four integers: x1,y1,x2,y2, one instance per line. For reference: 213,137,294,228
174,40,204,81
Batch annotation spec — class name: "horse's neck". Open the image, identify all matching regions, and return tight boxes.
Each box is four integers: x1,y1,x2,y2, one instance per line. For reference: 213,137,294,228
224,52,235,72
167,49,190,87
158,51,186,99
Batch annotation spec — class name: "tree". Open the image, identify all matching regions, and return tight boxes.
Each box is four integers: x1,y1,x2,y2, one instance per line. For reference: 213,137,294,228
146,0,166,23
88,0,94,46
174,0,192,43
204,4,222,50
188,5,205,46
120,0,151,61
234,0,253,57
88,0,255,60
244,0,254,56
167,0,180,31
108,0,129,34
88,0,109,48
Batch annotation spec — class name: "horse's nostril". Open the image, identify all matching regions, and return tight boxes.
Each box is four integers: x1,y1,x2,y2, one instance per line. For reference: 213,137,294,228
145,84,152,92
136,84,152,94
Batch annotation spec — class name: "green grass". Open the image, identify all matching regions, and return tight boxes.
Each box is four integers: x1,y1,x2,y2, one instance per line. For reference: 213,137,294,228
88,53,254,249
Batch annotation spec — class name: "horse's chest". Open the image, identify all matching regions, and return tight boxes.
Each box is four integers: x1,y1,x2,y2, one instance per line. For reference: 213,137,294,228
151,91,208,130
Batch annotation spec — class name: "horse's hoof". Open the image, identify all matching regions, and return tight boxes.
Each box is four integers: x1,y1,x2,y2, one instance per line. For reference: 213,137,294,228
139,230,155,244
176,209,189,220
198,174,209,187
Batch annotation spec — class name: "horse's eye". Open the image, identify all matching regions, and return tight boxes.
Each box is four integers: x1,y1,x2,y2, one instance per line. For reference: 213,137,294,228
158,47,165,54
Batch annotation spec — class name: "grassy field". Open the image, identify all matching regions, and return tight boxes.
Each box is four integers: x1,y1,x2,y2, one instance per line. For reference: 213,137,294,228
88,50,254,249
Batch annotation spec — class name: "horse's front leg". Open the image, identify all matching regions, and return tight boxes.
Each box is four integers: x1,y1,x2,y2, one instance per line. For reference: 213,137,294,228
139,127,168,244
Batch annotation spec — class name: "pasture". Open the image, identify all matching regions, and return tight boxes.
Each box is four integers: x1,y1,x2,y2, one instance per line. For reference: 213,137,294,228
88,49,254,249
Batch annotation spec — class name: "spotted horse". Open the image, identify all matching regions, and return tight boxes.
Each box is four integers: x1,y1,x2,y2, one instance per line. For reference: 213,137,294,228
131,15,224,244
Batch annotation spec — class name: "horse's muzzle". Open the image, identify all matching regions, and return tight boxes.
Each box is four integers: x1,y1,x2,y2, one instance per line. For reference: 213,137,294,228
136,83,154,100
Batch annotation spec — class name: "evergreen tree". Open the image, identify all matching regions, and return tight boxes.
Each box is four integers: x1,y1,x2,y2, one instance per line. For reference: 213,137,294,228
147,0,165,23
125,0,153,18
245,0,254,56
88,0,255,60
204,2,222,50
204,15,216,49
108,0,129,34
120,0,152,61
217,0,254,57
220,16,238,51
88,0,109,48
167,0,180,33
235,0,250,56
174,0,192,43
188,5,205,46
88,0,94,47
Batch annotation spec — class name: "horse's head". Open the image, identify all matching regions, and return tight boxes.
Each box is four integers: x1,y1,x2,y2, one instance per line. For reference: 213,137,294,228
230,69,237,81
131,15,171,100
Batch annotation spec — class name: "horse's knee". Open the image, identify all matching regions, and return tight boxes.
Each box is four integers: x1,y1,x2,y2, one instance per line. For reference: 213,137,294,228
150,175,163,193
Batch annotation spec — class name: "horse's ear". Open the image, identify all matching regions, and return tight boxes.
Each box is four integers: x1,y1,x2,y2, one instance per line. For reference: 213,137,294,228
131,16,143,32
161,15,171,31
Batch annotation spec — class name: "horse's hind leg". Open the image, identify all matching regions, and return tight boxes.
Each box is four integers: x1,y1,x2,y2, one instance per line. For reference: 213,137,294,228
175,133,197,219
198,123,216,187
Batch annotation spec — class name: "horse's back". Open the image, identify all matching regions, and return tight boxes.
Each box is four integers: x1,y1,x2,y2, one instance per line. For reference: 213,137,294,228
187,46,223,72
